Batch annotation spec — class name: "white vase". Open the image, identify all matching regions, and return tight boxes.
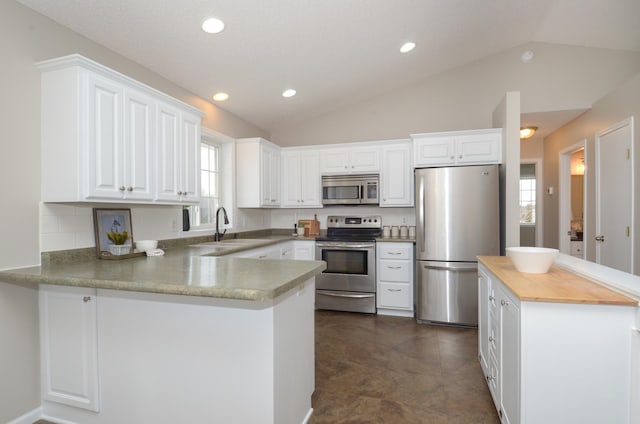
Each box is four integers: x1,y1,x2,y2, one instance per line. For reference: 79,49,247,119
109,244,131,256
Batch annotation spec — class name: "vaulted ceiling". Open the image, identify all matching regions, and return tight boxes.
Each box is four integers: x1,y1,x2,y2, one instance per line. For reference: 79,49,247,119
16,0,640,133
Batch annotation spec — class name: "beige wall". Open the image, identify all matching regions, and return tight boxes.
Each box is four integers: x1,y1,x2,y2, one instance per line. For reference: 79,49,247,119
0,1,267,420
543,72,640,273
271,42,640,147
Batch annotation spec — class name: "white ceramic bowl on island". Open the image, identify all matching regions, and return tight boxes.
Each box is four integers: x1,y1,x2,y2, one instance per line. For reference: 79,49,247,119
506,246,559,274
136,240,158,252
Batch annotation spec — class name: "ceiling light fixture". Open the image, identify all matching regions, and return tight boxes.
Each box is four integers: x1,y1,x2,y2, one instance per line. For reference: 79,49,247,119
520,50,535,63
212,92,229,101
400,42,416,53
202,17,225,34
520,126,538,140
282,89,296,98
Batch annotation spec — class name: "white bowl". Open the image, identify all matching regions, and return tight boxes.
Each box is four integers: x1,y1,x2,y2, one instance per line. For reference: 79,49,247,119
506,247,559,274
136,240,158,252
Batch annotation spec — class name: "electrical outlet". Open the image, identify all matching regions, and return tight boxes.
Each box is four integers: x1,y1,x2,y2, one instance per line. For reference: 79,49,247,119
171,219,179,231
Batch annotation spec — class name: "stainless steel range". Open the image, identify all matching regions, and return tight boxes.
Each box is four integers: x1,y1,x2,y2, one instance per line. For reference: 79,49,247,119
315,215,382,313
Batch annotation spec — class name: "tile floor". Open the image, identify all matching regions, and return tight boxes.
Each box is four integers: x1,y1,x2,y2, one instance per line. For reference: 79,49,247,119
310,310,500,423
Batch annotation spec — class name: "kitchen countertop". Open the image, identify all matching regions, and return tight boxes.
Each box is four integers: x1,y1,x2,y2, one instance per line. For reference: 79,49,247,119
0,237,325,302
478,256,637,306
376,237,416,243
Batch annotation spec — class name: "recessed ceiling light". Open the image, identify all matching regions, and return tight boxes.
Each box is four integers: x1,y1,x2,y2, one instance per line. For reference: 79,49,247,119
520,50,535,63
212,92,229,102
400,42,416,53
282,89,296,98
202,17,225,34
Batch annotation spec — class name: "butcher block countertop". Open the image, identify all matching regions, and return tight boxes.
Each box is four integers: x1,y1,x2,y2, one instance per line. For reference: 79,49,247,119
478,256,638,306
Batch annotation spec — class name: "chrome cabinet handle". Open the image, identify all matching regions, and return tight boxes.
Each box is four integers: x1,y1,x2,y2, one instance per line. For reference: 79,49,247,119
387,288,402,292
83,296,91,302
127,187,133,192
595,235,605,242
501,299,509,306
489,295,495,301
488,336,494,343
119,186,126,191
387,266,402,269
387,252,402,255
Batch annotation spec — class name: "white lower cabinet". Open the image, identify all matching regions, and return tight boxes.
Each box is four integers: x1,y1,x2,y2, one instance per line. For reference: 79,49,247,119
376,242,414,316
40,284,100,412
478,263,635,423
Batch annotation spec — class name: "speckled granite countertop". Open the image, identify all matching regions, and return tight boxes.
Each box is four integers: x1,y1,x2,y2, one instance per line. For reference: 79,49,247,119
0,237,325,301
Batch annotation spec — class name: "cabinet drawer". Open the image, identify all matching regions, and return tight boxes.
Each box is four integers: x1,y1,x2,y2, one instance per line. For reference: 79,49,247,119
378,282,412,309
379,244,411,259
379,260,411,281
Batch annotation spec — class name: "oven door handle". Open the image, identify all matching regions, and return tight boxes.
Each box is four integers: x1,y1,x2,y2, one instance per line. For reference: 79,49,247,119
318,292,375,299
316,242,375,249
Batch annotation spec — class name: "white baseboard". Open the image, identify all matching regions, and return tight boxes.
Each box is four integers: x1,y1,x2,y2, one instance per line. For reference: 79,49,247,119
302,407,314,424
6,407,42,424
40,415,77,424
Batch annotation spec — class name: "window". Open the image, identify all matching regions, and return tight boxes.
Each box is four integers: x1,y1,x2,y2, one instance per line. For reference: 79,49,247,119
519,177,536,224
191,141,220,228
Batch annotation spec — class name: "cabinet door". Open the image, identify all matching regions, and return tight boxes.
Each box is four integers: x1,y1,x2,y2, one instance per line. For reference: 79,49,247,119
320,148,350,174
156,103,181,202
350,147,380,172
478,269,490,377
456,132,500,164
281,151,301,207
180,111,201,203
413,136,455,167
378,282,412,309
499,288,520,424
380,144,413,207
86,73,124,200
123,88,154,201
261,146,279,206
293,241,315,260
299,151,321,207
40,285,100,412
270,149,280,206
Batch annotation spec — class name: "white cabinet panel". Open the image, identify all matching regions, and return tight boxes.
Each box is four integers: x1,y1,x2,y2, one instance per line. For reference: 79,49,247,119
237,138,281,208
281,150,321,208
376,242,414,316
412,129,501,168
380,142,413,207
40,285,99,412
319,146,380,174
38,54,203,204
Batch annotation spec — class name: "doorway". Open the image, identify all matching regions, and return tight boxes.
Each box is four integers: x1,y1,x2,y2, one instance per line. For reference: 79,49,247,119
558,141,586,257
595,117,634,273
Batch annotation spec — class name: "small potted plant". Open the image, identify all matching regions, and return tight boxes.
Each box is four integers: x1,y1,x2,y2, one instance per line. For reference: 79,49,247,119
107,229,131,255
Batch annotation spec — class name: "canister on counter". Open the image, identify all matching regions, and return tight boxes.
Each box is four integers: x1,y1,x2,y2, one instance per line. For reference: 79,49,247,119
383,226,391,238
391,226,399,238
400,225,408,238
408,226,416,238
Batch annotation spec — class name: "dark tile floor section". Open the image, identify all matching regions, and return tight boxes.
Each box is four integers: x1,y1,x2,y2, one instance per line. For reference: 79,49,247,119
310,311,500,424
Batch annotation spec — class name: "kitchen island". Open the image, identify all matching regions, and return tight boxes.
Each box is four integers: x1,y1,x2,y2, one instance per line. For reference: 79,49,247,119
0,248,325,424
478,255,639,424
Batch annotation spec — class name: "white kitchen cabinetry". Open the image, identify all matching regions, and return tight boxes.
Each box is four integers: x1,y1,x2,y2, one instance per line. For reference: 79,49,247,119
570,240,584,258
281,149,322,208
380,141,414,207
38,54,203,204
40,284,100,412
412,128,501,167
376,242,414,317
478,262,635,424
236,138,281,208
155,103,201,203
319,146,380,174
293,240,316,260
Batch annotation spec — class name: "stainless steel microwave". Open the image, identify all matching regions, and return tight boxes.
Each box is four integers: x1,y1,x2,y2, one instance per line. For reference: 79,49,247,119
321,174,379,205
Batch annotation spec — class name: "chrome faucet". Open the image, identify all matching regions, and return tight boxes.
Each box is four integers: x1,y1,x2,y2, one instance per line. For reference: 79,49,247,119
214,206,229,241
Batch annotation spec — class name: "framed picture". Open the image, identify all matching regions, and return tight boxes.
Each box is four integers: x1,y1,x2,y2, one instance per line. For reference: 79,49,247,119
93,208,134,257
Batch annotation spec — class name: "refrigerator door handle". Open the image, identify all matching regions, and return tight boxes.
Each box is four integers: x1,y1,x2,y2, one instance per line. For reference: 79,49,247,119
422,264,478,271
417,173,425,254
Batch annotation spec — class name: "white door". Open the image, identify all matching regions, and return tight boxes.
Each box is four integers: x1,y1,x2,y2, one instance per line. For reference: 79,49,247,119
595,118,633,273
299,151,321,206
123,88,154,201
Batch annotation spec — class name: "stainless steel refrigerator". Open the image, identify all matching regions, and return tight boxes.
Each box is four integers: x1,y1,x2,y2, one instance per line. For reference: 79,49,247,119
415,165,499,326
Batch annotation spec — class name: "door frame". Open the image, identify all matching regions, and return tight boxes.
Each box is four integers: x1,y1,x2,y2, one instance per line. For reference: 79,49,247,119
558,140,587,256
520,158,544,247
595,117,635,273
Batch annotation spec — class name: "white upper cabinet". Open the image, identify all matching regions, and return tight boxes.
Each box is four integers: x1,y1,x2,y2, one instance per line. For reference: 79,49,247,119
155,103,201,203
236,137,281,208
380,141,413,207
412,128,502,167
319,146,380,174
38,54,203,204
281,149,321,208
